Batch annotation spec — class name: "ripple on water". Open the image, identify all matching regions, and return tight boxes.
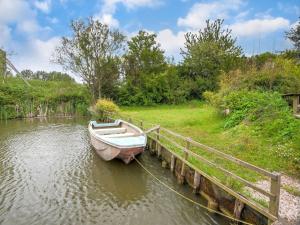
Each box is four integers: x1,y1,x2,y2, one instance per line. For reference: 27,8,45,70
0,119,230,225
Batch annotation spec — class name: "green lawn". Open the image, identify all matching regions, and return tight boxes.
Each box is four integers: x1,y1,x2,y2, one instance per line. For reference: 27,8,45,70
120,101,299,186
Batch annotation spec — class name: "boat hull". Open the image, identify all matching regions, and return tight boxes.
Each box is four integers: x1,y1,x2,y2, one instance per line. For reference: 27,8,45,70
90,134,144,164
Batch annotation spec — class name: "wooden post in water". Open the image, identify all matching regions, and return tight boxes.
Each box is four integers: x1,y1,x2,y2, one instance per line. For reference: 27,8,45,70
170,154,175,173
234,199,244,220
193,172,201,193
269,172,281,224
179,138,190,184
156,126,161,157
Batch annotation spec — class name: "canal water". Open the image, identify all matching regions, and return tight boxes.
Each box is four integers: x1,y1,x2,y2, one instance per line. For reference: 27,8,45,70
0,118,229,225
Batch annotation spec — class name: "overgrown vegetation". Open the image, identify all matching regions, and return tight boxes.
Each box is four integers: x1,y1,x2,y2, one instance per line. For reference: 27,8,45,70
91,98,119,119
0,76,90,119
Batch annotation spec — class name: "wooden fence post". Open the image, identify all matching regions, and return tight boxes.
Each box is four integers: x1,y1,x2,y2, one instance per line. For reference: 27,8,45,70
156,126,161,157
193,172,201,193
269,172,281,221
179,138,190,184
292,96,298,114
170,154,175,173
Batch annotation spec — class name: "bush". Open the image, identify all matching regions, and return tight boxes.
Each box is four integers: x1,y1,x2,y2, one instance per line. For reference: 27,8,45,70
95,98,119,116
219,58,300,94
223,90,299,142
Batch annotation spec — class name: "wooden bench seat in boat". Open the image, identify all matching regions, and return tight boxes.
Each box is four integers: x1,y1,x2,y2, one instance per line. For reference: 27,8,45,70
103,133,135,138
95,128,126,135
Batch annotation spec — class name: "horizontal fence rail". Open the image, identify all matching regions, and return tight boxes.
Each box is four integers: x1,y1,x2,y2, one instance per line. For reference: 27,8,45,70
100,111,281,223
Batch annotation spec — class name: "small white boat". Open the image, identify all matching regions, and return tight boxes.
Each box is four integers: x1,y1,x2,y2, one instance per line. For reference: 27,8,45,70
88,119,147,164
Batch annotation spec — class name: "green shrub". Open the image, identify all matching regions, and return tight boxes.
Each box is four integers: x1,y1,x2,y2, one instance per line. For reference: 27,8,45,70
223,90,299,142
95,98,119,115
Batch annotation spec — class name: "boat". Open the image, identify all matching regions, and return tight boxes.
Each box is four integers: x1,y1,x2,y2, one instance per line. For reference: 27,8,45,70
88,119,147,164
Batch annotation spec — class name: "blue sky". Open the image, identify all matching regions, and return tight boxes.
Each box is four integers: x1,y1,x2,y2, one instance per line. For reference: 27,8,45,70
0,0,299,74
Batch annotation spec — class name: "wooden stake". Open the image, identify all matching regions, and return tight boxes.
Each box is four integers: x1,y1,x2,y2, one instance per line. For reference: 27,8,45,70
170,154,175,173
193,172,201,193
269,173,281,219
234,198,244,220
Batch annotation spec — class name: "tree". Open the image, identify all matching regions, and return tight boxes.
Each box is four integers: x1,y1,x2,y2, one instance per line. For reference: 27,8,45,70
181,19,242,98
53,17,125,100
21,69,34,79
123,30,166,86
286,18,300,51
119,30,168,105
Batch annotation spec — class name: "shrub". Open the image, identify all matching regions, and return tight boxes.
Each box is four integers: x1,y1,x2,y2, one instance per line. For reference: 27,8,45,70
223,90,299,142
219,58,300,94
95,98,119,117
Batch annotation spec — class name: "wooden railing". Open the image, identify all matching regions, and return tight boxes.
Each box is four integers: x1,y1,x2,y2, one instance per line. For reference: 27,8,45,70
103,112,281,223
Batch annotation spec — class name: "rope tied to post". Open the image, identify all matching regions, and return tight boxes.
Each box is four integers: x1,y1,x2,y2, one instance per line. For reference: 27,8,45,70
133,156,254,225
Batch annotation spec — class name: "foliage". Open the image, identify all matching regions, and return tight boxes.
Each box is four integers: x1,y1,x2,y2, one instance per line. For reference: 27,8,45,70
95,98,119,114
118,65,190,105
285,18,300,51
20,70,75,82
119,31,180,105
218,57,300,94
0,77,90,119
181,19,242,98
53,17,125,100
223,90,299,141
93,98,119,119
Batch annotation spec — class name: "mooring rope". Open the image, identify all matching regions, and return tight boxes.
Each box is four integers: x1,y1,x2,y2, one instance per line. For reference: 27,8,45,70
134,157,254,225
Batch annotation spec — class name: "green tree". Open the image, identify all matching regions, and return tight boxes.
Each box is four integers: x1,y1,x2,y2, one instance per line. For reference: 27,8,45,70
53,17,125,100
123,30,167,86
181,19,242,98
119,30,168,105
286,18,300,51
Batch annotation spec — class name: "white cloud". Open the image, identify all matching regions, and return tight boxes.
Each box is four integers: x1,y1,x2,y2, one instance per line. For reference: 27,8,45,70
17,19,40,33
177,0,243,30
34,0,52,13
101,0,162,14
95,0,162,28
94,13,120,28
0,0,41,35
0,24,11,47
157,29,185,58
230,17,290,37
12,37,62,72
0,0,33,23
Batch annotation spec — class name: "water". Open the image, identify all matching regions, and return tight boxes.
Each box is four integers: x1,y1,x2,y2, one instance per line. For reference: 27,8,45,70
0,118,229,225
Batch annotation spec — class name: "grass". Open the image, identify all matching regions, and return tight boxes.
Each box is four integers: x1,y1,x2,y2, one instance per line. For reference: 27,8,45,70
283,185,300,197
120,101,299,192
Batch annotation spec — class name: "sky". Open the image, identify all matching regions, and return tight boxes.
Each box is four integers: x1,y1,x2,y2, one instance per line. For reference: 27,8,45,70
0,0,299,76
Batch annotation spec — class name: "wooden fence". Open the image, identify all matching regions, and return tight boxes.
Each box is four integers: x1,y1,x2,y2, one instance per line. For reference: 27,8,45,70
104,113,280,224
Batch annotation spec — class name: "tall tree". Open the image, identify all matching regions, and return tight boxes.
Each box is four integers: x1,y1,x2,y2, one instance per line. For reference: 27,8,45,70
119,30,167,105
181,19,242,97
286,18,300,51
123,30,166,86
53,18,125,100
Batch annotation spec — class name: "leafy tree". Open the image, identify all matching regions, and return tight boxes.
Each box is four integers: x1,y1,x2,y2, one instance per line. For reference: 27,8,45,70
119,30,168,105
181,19,242,98
123,30,167,85
53,17,125,100
21,69,34,79
286,18,300,51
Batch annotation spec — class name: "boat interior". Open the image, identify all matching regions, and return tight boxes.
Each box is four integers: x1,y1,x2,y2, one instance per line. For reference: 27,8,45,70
91,120,141,138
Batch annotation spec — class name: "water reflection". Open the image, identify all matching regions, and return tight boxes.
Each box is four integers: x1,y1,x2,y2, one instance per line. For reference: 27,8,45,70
0,118,229,225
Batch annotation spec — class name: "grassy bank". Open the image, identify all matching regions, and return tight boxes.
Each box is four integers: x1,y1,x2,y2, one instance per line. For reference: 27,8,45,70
0,77,90,119
121,101,300,182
